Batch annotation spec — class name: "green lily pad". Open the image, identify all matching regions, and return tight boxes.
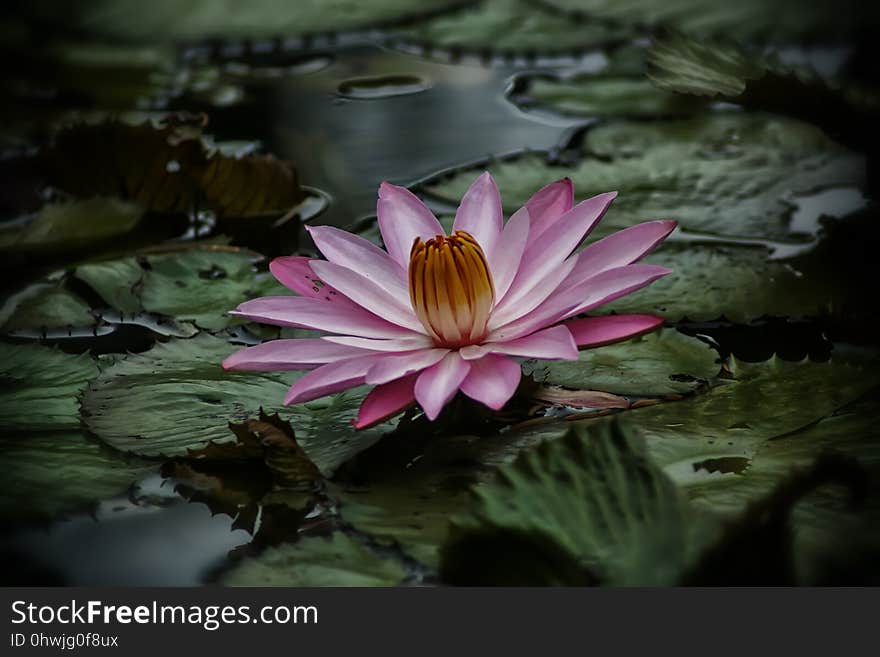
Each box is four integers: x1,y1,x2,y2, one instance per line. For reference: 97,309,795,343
0,432,157,522
1,281,96,333
0,342,98,431
524,328,719,396
222,532,407,587
39,0,472,42
542,0,874,43
75,247,268,330
0,198,144,255
441,419,716,585
81,334,388,475
422,113,864,242
603,243,845,323
392,0,632,55
608,353,880,482
520,74,704,117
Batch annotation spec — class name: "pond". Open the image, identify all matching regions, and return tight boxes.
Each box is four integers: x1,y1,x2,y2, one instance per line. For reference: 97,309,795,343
1,0,879,586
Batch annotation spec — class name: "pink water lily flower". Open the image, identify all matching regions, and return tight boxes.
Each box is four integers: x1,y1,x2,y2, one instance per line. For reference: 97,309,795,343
223,173,675,428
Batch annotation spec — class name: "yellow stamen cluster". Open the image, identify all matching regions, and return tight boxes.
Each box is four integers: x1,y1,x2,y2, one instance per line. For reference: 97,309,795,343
409,230,495,348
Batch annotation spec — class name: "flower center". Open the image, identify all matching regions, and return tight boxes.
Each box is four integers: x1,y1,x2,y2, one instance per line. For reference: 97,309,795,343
409,230,495,348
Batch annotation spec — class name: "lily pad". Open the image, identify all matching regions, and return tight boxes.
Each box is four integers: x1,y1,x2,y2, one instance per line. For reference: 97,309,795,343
607,353,880,482
0,198,144,254
0,432,157,522
75,247,268,330
542,0,874,43
519,74,704,117
603,243,845,323
1,282,96,333
39,0,472,42
81,334,388,475
0,342,98,431
524,328,719,396
441,419,716,585
222,532,407,587
392,0,632,56
422,113,864,242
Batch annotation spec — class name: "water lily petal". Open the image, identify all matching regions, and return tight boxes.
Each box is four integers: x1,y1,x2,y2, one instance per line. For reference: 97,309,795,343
459,354,521,410
353,374,418,429
488,256,577,330
307,225,408,298
323,334,434,351
222,338,369,372
564,314,665,348
452,171,503,259
377,182,444,268
284,354,386,405
490,205,530,303
309,260,424,333
490,264,672,341
269,256,358,307
414,351,471,420
230,296,415,339
462,324,577,360
492,192,616,323
568,220,677,284
366,348,450,385
525,177,573,240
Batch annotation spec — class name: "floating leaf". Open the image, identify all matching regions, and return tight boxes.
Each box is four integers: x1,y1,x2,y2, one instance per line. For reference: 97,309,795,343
441,419,716,585
0,432,157,522
393,0,632,55
81,334,388,475
38,0,473,42
0,198,144,254
1,281,96,333
603,243,847,323
524,329,719,396
518,74,704,118
542,0,876,43
0,342,98,431
222,533,407,587
422,113,864,242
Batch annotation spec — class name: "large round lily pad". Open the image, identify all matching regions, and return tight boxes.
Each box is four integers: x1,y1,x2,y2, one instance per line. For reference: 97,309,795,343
81,334,389,475
422,113,865,242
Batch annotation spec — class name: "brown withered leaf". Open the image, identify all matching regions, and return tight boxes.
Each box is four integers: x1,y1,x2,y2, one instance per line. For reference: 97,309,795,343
228,410,324,490
40,115,305,219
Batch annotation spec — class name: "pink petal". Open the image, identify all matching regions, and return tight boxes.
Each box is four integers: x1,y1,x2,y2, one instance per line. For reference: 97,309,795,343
525,177,573,240
309,260,424,333
569,220,676,284
269,256,358,307
489,206,530,302
488,256,577,330
414,351,472,420
353,374,418,430
377,182,444,268
365,348,450,385
230,296,415,339
306,225,407,299
493,192,616,323
459,354,522,410
284,354,385,405
452,172,503,259
323,334,433,351
462,324,578,361
564,314,664,348
222,338,369,372
490,264,672,342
